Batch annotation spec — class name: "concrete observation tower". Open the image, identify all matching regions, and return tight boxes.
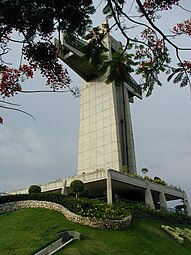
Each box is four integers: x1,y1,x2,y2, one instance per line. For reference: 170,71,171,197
53,31,191,214
10,28,191,215
55,31,142,176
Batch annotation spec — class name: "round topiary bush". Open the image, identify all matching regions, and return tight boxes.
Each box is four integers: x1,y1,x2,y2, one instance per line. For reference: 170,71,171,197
70,180,84,198
28,185,41,194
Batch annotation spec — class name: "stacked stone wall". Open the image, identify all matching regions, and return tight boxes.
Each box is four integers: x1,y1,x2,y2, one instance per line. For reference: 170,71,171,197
0,200,131,230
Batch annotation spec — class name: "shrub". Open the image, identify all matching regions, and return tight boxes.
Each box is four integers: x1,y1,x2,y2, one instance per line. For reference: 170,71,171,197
1,194,191,224
78,187,89,198
68,199,131,220
153,176,166,185
141,168,149,175
0,193,68,205
70,180,84,198
143,176,150,180
28,185,41,194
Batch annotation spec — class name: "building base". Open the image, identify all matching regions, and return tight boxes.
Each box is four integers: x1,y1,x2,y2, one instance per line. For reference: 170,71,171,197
10,169,191,216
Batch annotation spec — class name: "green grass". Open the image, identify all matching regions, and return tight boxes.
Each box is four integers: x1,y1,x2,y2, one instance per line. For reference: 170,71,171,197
0,208,191,255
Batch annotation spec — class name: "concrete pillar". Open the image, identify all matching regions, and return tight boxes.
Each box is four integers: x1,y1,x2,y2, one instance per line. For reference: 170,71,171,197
61,180,68,195
145,186,155,209
183,191,191,216
159,191,167,210
115,84,137,175
124,88,137,174
107,169,113,205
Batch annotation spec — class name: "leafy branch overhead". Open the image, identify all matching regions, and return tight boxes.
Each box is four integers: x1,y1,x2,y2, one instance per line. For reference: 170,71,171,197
86,0,191,96
0,0,191,123
99,50,137,86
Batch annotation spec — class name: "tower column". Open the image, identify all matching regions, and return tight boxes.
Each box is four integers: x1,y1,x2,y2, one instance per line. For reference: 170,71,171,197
159,191,167,210
145,185,155,209
183,191,191,216
107,169,113,205
123,87,137,174
61,179,68,195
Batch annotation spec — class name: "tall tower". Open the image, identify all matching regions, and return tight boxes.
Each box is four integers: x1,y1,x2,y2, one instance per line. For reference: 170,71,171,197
55,30,141,175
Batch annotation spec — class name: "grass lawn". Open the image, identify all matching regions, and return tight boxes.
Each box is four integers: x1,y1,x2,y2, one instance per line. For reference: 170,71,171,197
0,208,191,255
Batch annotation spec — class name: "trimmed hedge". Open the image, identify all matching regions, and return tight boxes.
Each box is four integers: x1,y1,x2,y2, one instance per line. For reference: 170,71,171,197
0,194,191,224
122,202,191,224
0,194,67,205
70,180,84,198
28,185,41,194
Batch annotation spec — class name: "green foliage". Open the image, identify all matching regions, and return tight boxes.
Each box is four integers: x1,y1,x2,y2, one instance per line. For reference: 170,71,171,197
134,39,171,96
0,0,190,104
153,176,166,185
0,0,95,38
123,202,191,224
99,51,136,86
0,193,67,205
143,175,150,180
83,32,140,87
129,173,167,186
167,67,189,87
73,199,130,220
70,180,85,198
0,0,95,111
82,24,109,67
141,167,149,175
0,194,130,220
78,187,89,198
28,185,41,194
1,194,191,224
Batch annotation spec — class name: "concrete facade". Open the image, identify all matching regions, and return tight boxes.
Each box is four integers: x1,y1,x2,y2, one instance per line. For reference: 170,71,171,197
78,75,122,174
78,73,139,175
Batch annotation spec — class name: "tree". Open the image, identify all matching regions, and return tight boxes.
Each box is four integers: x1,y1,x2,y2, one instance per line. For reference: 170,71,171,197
70,180,85,198
28,185,41,194
0,0,190,124
101,0,191,96
141,167,149,175
0,0,95,123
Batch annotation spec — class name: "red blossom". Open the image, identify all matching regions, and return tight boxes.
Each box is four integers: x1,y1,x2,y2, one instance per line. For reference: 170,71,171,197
173,19,191,36
182,61,191,75
136,28,167,67
23,41,72,91
0,65,34,98
143,0,180,12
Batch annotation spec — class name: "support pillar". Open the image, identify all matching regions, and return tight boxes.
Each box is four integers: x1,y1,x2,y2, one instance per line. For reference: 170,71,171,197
61,180,68,195
159,191,167,210
145,186,155,209
107,169,113,205
183,191,191,216
123,87,137,174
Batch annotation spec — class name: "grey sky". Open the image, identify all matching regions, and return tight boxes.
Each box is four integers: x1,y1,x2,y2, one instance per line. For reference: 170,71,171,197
0,1,191,205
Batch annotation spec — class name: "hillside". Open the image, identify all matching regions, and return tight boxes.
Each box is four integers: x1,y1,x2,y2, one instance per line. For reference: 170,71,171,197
0,208,191,255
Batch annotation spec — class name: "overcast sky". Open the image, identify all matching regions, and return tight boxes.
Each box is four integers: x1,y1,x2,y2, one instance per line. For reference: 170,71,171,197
0,1,191,205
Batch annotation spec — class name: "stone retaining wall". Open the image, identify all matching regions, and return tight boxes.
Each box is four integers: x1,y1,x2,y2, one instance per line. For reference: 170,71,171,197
0,200,131,230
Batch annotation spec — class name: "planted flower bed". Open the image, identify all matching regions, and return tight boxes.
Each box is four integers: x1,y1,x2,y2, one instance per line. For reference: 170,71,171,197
161,225,191,244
